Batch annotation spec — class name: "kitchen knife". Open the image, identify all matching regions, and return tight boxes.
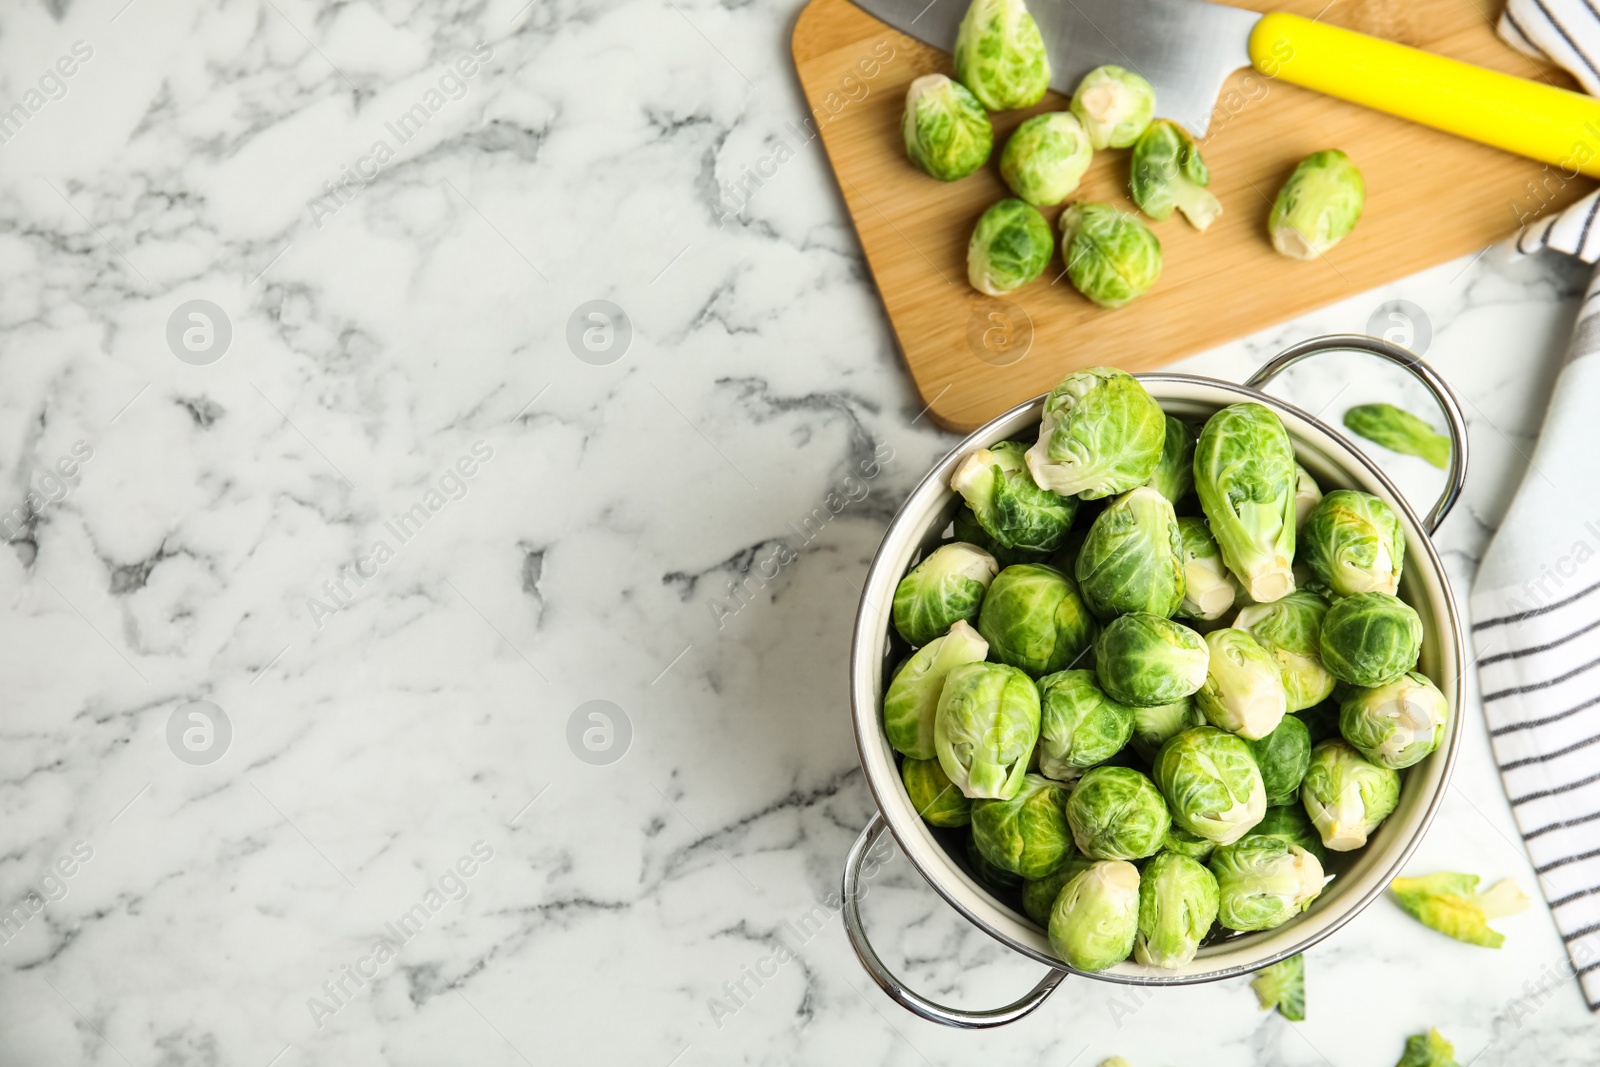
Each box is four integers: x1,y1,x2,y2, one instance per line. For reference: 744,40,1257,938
848,0,1600,177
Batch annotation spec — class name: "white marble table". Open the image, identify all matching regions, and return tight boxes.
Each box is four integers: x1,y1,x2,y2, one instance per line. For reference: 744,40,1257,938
0,1,1596,1064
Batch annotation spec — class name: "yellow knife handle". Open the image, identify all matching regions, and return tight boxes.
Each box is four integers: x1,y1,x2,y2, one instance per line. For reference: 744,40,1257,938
1250,11,1600,178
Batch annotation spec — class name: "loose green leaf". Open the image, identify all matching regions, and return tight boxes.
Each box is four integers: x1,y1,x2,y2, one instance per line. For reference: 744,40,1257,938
1389,872,1529,948
1395,1028,1460,1067
1344,403,1451,470
1250,953,1305,1021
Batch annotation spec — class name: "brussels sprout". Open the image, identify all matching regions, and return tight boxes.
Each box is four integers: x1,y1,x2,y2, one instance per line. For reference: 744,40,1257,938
1317,591,1423,687
1244,714,1312,807
951,440,1078,552
1269,149,1365,260
1152,726,1266,844
1060,202,1163,308
978,564,1098,677
968,198,1054,295
1300,490,1405,598
1095,613,1209,708
902,73,994,182
1022,853,1096,924
1037,669,1136,776
893,543,999,648
965,833,1024,889
1341,671,1447,770
1048,860,1141,971
902,756,974,826
1065,766,1172,860
1396,1029,1461,1067
954,0,1051,111
1194,403,1298,603
1131,696,1203,761
1025,367,1167,498
1251,954,1305,1021
1209,833,1324,931
1075,487,1185,619
1160,824,1217,863
1251,803,1326,866
1300,739,1400,851
1001,112,1093,206
1197,628,1288,740
1234,590,1336,712
884,620,991,758
1173,517,1240,622
972,773,1074,878
952,497,1050,569
1129,119,1222,230
1146,415,1196,506
935,661,1042,799
1344,403,1451,470
1134,851,1219,968
1389,872,1529,948
1069,65,1155,149
1293,464,1323,531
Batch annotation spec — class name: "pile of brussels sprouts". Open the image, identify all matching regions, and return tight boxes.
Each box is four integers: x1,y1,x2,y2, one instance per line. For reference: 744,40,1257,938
901,0,1367,305
884,368,1448,972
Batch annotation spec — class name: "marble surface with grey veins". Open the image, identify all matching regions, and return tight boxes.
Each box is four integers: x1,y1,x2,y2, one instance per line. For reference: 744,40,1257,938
0,0,1597,1064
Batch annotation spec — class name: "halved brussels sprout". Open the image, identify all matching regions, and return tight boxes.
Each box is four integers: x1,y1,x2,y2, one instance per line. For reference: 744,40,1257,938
902,756,973,826
1037,669,1136,776
1160,824,1217,863
951,440,1077,552
972,773,1074,878
1129,119,1222,230
1131,696,1203,761
935,661,1042,799
965,833,1023,889
1234,589,1336,712
978,563,1098,677
1340,671,1447,770
1344,403,1451,470
1060,202,1163,308
1174,517,1240,622
1152,725,1266,844
1048,860,1141,971
1317,591,1423,687
1245,713,1312,807
1135,851,1220,968
1251,953,1305,1021
1300,739,1400,851
902,73,993,182
969,198,1054,295
954,0,1051,111
1269,149,1364,260
1300,490,1405,597
1197,628,1288,740
1076,486,1186,619
1001,112,1094,206
1293,464,1323,531
1065,766,1172,860
1194,403,1298,603
1146,415,1196,506
1252,802,1326,865
893,542,999,647
884,619,991,758
1022,852,1096,924
1024,367,1167,498
1069,65,1155,149
1094,613,1209,707
1209,833,1324,931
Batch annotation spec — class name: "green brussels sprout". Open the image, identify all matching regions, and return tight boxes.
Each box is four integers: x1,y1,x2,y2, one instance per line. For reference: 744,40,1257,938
935,661,1042,799
902,73,994,182
968,198,1054,295
1037,669,1136,776
1390,872,1529,948
1173,517,1240,622
954,0,1051,111
1252,803,1326,865
1146,415,1197,506
1069,65,1155,149
1344,403,1451,470
1129,119,1223,230
884,619,991,758
1209,833,1324,931
951,504,1049,569
1159,823,1217,863
1340,671,1448,770
1251,953,1305,1021
965,833,1024,889
1094,613,1209,708
1396,1029,1460,1067
1075,487,1186,619
1048,860,1141,971
892,542,999,647
1001,112,1093,206
1024,367,1167,498
1293,464,1323,532
1065,766,1172,860
1134,851,1220,968
972,773,1075,878
902,756,974,826
1060,202,1163,308
1300,490,1405,598
1234,589,1336,712
1301,739,1400,850
1269,149,1365,260
1152,725,1266,844
1021,852,1096,924
1130,696,1203,761
1194,403,1298,603
978,563,1098,677
1317,591,1423,687
1197,628,1288,740
1244,713,1312,807
951,440,1078,552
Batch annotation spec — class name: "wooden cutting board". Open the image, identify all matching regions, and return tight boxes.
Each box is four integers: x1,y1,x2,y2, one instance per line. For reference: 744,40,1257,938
791,0,1594,431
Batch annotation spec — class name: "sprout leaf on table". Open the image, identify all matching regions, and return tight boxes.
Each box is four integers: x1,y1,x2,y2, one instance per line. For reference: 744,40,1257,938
1389,872,1529,948
1250,952,1305,1021
1345,403,1451,469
